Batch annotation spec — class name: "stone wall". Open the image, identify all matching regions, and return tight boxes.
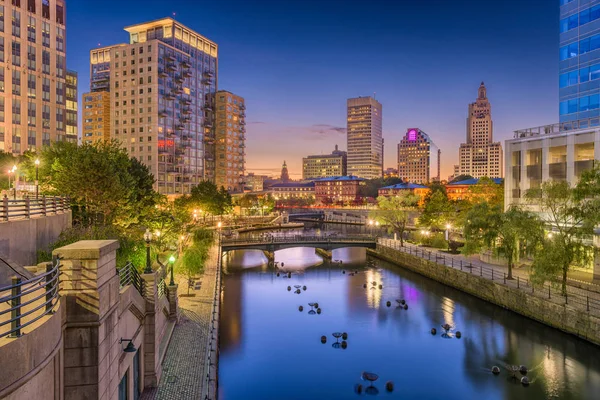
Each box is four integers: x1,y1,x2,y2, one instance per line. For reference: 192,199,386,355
0,211,72,266
370,245,600,346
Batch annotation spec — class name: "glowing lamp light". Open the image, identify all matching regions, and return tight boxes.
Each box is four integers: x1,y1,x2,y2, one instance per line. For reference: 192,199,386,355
217,222,222,228
446,224,452,230
35,159,40,166
168,255,176,264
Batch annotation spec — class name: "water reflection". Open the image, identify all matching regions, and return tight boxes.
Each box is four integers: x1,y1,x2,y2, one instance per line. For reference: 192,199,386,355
219,249,600,399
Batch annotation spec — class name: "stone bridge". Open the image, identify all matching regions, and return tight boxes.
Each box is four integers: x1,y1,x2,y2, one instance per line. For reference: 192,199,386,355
220,234,377,261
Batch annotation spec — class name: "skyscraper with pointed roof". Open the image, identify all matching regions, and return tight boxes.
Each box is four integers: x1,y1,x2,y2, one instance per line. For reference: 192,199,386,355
456,82,503,179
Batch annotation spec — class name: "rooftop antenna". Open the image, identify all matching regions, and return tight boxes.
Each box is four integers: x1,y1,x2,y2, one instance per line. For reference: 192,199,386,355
172,11,177,17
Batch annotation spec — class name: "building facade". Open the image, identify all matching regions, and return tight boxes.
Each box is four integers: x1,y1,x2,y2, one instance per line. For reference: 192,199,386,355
82,91,111,144
505,122,599,210
245,173,266,192
397,128,440,184
559,0,600,124
66,70,78,142
212,90,245,192
377,182,430,206
0,0,73,153
314,176,365,204
457,83,503,178
302,145,347,179
346,96,383,179
446,177,503,202
89,18,218,196
280,160,290,183
269,182,315,200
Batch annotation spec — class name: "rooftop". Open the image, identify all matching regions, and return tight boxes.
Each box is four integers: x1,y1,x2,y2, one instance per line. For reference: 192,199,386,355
270,182,315,189
513,118,600,139
315,176,365,182
447,178,503,186
380,183,428,190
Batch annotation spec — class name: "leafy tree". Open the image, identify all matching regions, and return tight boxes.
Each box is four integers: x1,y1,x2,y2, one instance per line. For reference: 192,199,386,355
526,171,600,295
0,151,18,191
370,193,420,246
419,190,454,230
177,228,214,295
184,180,233,216
468,177,504,208
359,177,403,198
463,203,543,279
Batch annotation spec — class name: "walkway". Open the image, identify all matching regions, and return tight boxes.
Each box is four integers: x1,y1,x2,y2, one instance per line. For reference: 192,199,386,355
141,244,220,400
377,238,600,316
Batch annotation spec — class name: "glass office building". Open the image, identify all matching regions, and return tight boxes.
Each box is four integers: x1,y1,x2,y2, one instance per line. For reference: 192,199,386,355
559,0,600,124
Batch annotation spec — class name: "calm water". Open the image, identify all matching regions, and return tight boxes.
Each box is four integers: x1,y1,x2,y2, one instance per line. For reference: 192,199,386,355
218,237,600,400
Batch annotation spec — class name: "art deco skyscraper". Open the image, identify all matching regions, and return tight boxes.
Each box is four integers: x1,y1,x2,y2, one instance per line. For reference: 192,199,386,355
0,0,73,153
86,18,218,195
397,128,440,184
457,83,503,178
346,96,383,179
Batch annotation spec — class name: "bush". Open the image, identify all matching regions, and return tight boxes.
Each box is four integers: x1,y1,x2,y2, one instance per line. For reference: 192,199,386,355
430,234,448,249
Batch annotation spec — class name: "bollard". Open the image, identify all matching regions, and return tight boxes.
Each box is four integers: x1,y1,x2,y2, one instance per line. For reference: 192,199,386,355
10,276,22,338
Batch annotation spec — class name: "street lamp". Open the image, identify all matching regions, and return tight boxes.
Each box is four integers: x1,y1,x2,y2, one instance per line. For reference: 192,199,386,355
445,223,452,241
7,169,12,198
34,158,40,199
143,229,152,274
169,254,176,286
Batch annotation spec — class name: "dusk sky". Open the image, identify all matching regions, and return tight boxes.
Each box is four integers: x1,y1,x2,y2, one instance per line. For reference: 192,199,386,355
69,0,558,179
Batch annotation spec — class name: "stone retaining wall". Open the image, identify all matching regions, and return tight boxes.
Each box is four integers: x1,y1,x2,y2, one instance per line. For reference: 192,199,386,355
369,245,600,346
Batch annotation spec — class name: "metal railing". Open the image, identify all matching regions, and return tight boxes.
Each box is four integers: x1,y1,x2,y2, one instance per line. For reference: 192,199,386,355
378,238,600,315
0,256,60,338
0,196,70,221
513,117,600,139
221,234,376,246
203,237,222,400
157,277,167,299
118,262,146,297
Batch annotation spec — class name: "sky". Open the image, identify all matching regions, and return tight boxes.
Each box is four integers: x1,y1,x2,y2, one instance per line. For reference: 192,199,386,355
68,0,559,179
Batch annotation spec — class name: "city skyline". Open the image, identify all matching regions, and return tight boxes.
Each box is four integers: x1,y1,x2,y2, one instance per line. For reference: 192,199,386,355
68,0,558,179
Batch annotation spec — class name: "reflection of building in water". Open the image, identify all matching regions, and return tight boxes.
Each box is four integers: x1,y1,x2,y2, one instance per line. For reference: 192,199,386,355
365,269,382,309
440,296,455,327
220,275,243,353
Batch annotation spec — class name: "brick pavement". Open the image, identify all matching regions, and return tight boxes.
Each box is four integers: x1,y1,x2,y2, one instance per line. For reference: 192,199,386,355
141,244,220,400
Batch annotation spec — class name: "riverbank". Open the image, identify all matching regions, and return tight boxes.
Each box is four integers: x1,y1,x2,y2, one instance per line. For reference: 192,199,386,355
368,243,600,347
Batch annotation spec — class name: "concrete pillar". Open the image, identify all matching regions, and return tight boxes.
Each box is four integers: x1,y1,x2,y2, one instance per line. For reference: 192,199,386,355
263,250,274,263
567,134,576,183
542,139,550,181
595,131,600,161
520,146,528,194
315,248,332,260
55,240,121,400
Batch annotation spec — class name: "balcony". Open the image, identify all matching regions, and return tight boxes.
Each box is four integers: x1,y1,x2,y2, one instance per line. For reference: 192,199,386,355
239,103,245,110
202,79,213,86
182,70,192,78
240,127,246,133
166,63,177,72
181,60,192,69
204,137,215,144
165,54,176,62
239,120,246,125
549,162,567,181
174,75,184,84
575,160,595,177
239,112,246,118
181,108,191,115
180,98,192,106
175,123,185,130
203,71,214,78
203,121,213,128
158,70,168,78
158,110,168,118
164,93,176,101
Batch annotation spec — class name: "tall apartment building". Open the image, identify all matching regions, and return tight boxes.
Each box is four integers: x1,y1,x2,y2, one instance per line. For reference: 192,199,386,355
346,96,383,179
559,0,600,124
457,83,503,178
0,0,73,153
86,18,218,195
302,144,347,180
397,128,440,184
66,70,78,142
212,90,245,192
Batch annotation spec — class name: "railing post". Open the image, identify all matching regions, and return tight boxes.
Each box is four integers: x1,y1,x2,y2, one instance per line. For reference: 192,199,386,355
42,195,47,216
517,276,520,288
492,269,494,281
460,260,463,271
10,276,22,338
587,296,590,312
504,273,506,284
46,261,56,313
25,196,31,219
548,285,551,299
480,265,482,277
565,293,568,304
2,195,8,221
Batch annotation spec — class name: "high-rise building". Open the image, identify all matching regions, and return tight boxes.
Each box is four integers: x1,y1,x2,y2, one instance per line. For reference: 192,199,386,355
559,0,600,124
0,0,73,154
397,128,440,184
346,96,383,179
457,83,503,178
212,90,245,192
87,18,218,195
66,70,78,143
280,161,290,183
302,145,347,180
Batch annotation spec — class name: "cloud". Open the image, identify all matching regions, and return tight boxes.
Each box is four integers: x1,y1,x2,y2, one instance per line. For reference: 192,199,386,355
248,121,266,125
309,124,346,135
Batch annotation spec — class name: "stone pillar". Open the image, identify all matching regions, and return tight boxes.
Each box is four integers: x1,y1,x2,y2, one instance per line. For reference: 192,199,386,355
263,250,274,263
141,272,159,388
55,240,120,400
567,134,576,183
167,284,179,320
315,248,332,260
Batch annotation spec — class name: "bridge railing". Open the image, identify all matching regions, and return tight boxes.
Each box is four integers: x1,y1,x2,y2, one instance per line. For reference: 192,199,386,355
221,234,376,246
0,196,70,222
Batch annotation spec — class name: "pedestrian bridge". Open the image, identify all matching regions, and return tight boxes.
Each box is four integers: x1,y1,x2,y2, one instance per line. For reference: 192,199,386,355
220,234,377,253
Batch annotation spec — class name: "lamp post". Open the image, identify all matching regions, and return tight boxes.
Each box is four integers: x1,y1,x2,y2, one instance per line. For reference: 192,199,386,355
143,229,152,274
445,223,452,251
7,169,12,197
169,254,176,286
11,165,17,200
34,159,40,199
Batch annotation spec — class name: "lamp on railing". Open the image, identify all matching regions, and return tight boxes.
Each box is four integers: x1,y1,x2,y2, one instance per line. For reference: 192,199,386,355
169,254,176,286
34,158,40,199
143,229,153,274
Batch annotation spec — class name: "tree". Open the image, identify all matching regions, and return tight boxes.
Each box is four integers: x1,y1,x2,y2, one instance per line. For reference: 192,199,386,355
463,203,543,279
370,194,420,246
526,172,600,295
0,151,18,190
185,180,232,216
359,177,403,198
419,190,454,230
468,177,504,207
